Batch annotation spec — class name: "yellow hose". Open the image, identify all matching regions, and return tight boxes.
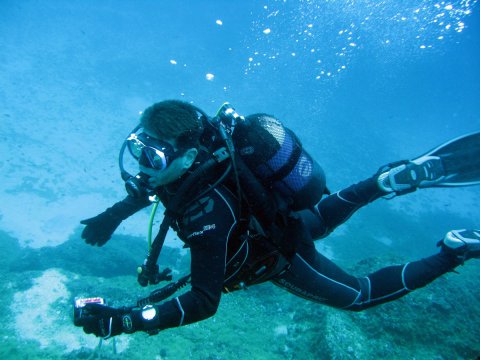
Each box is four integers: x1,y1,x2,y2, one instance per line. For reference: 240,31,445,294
147,196,160,252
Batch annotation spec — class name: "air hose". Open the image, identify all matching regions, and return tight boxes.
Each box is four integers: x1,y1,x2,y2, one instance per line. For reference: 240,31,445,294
136,274,191,307
147,196,160,251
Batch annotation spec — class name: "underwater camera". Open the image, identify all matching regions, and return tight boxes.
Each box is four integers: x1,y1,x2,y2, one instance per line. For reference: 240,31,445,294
73,297,106,326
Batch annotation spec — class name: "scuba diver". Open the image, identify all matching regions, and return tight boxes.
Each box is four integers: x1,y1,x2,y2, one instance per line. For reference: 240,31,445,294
76,100,480,339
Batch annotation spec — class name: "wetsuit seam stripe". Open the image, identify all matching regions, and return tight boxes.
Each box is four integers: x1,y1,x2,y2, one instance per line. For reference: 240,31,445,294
213,189,237,241
225,241,249,282
345,276,371,309
348,289,363,309
366,276,371,302
336,191,358,205
226,239,247,266
297,254,361,295
363,288,408,304
355,275,409,307
213,188,237,276
401,262,412,291
272,280,327,303
175,297,185,326
213,188,236,220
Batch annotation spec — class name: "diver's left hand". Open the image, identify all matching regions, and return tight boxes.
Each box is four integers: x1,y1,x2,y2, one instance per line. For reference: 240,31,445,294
77,303,133,338
80,210,123,246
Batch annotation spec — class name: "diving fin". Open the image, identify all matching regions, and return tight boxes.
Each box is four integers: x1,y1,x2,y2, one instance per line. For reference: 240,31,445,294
378,131,480,193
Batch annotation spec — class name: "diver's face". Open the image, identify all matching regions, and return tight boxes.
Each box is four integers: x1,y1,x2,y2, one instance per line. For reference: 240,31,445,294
139,130,198,188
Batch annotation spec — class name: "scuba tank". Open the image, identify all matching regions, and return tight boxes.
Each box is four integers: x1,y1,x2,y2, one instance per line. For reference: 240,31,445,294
231,111,326,211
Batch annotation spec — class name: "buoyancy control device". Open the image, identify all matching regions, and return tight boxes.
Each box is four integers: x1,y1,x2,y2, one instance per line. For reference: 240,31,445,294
124,102,328,287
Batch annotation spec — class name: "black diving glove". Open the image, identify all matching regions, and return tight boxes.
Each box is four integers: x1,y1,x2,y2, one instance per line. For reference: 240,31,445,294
80,210,123,246
77,303,141,338
81,196,151,246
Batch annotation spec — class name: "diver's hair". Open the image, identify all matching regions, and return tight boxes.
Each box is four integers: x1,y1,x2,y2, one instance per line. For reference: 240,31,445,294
140,100,205,149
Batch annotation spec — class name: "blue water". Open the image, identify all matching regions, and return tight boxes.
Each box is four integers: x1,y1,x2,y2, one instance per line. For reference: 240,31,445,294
1,1,479,359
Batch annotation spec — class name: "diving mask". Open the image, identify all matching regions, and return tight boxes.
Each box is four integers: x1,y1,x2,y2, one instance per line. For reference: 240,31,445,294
126,132,182,171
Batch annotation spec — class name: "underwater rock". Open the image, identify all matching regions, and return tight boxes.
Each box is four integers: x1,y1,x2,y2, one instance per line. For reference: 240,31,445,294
323,311,369,359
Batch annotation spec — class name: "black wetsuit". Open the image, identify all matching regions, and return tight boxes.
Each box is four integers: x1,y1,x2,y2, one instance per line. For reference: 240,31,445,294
116,175,460,332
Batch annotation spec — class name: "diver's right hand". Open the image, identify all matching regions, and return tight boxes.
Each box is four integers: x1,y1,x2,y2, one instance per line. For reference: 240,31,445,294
80,210,123,246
